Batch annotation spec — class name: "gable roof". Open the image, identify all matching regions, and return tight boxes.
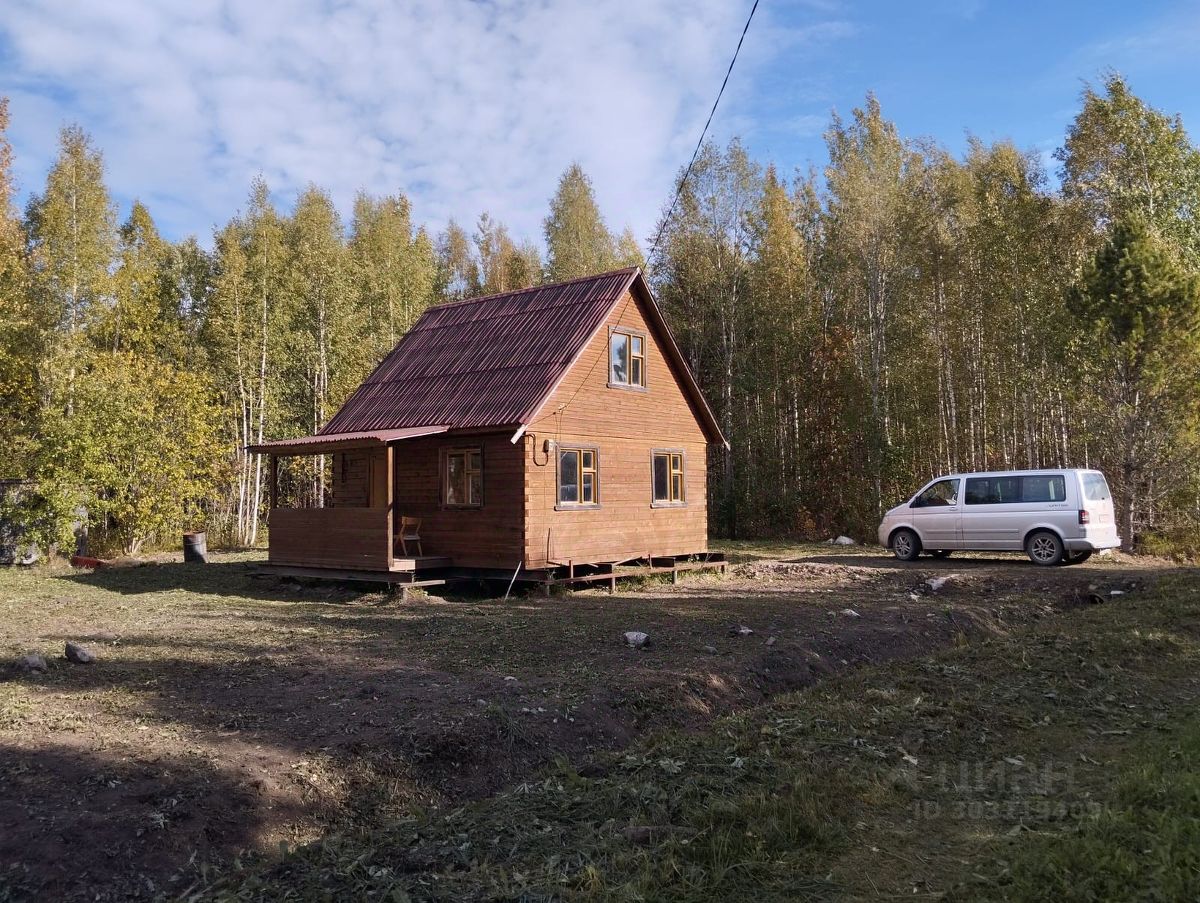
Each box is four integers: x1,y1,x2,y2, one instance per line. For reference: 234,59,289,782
318,267,726,446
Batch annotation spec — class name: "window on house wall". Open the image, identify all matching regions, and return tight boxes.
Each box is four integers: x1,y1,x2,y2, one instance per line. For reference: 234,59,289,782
652,450,685,505
444,448,482,507
557,447,599,507
609,329,646,388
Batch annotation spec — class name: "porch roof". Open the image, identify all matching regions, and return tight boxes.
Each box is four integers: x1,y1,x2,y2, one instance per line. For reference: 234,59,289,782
247,424,449,455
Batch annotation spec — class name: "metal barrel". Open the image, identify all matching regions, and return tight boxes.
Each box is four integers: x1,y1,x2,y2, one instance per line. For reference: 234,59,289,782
183,531,208,564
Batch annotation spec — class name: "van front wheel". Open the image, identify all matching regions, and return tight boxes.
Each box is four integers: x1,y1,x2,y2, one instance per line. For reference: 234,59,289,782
891,529,921,562
1026,531,1064,566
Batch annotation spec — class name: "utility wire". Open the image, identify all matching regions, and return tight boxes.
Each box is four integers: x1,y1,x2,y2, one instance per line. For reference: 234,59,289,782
545,2,761,430
647,0,761,265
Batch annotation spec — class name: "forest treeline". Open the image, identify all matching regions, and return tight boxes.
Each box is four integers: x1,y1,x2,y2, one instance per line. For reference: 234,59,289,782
0,73,1198,555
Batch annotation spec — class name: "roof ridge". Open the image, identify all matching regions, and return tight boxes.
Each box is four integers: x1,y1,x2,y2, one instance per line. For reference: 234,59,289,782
424,266,640,311
405,296,609,335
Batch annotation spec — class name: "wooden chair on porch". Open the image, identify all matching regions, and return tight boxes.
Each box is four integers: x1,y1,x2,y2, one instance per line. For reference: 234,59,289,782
396,516,423,557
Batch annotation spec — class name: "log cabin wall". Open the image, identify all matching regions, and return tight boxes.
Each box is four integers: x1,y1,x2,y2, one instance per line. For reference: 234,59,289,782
331,450,372,507
522,289,709,569
391,431,525,568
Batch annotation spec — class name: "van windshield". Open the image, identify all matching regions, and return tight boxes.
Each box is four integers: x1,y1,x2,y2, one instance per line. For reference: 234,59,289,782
1082,472,1111,501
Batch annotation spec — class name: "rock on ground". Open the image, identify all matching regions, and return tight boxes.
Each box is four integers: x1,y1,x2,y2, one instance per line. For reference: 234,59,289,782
65,642,97,664
15,652,48,673
924,575,960,592
623,631,650,649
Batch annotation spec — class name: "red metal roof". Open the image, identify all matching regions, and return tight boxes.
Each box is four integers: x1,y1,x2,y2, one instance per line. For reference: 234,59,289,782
248,425,449,454
315,267,727,446
320,268,639,434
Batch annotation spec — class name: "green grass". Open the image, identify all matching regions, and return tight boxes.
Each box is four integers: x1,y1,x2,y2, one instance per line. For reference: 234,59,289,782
191,572,1200,902
968,718,1200,902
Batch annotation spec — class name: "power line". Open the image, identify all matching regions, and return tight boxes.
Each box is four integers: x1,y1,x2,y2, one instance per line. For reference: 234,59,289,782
647,0,761,265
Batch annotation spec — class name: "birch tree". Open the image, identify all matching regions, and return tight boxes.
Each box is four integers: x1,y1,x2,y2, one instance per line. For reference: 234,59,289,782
349,191,436,360
282,185,355,506
0,97,37,473
544,163,618,281
24,125,117,413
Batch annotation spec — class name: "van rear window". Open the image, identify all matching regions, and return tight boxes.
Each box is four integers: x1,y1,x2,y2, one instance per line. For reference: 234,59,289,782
964,475,1066,504
1082,472,1110,501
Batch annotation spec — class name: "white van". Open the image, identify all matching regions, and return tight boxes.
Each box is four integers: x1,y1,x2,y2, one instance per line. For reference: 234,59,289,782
877,469,1120,565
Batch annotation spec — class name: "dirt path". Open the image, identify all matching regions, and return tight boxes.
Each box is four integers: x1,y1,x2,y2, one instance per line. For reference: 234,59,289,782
0,547,1168,900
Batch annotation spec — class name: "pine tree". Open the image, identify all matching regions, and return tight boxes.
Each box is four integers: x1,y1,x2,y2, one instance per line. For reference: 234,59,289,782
544,163,618,281
1070,216,1200,549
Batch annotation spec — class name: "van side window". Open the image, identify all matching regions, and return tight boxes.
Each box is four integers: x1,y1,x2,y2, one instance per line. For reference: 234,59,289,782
913,479,958,507
965,476,1019,504
1021,475,1066,502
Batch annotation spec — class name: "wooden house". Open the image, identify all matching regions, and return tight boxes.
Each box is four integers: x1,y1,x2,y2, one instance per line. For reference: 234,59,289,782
250,267,728,589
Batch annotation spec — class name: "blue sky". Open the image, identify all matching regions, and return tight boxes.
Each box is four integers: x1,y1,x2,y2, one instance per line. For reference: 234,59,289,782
2,1,1197,248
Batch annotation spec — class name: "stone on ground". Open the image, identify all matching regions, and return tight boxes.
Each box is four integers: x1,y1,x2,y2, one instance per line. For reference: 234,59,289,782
65,642,97,664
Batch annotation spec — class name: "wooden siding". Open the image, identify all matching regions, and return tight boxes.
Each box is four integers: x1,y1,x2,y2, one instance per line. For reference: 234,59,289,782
523,289,709,568
391,431,525,568
331,450,373,508
268,507,390,570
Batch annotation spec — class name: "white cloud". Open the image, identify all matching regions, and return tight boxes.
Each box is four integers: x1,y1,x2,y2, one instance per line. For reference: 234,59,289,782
0,0,850,247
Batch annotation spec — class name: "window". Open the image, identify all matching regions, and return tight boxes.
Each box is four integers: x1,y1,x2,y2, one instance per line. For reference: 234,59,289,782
1021,474,1066,503
912,478,959,507
965,476,1020,505
963,474,1068,504
557,447,599,507
652,450,685,505
1082,472,1110,502
609,329,646,388
444,448,482,507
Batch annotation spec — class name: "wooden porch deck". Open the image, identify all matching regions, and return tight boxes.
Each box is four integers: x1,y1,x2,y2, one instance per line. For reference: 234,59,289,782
254,552,728,594
390,555,451,572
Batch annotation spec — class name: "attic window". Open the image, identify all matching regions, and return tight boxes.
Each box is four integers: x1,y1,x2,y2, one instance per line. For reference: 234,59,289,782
609,329,646,389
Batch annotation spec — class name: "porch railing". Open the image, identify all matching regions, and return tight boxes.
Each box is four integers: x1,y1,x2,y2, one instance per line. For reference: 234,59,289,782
267,507,390,571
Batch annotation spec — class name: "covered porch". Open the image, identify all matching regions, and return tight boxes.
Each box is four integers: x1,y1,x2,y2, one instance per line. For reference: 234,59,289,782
250,425,451,574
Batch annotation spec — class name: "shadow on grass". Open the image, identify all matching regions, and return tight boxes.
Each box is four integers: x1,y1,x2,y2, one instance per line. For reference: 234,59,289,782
55,559,383,604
